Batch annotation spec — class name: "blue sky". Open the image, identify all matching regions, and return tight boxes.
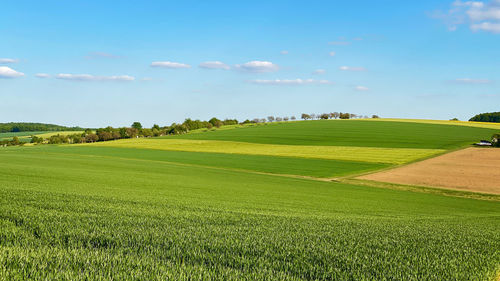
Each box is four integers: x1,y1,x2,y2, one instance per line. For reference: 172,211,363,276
1,0,499,127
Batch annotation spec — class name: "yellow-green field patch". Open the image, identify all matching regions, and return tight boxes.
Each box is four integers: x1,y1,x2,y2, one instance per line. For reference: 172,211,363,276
364,118,500,129
89,138,444,164
34,131,84,138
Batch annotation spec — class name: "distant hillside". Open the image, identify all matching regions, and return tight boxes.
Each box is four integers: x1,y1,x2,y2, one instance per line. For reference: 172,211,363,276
0,122,82,133
469,112,500,123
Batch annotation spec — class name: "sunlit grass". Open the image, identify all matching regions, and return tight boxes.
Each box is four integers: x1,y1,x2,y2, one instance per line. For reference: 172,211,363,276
90,138,444,164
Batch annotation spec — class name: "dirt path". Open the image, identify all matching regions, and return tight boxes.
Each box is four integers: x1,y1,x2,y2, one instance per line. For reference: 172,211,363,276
358,147,500,195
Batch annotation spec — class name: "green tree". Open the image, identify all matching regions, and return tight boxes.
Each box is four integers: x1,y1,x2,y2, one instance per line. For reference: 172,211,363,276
131,122,143,130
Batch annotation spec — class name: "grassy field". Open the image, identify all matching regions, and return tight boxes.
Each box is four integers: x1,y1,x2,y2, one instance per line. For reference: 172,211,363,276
0,146,499,280
92,138,444,164
367,118,500,130
0,131,83,142
17,145,389,178
1,119,499,280
169,120,498,149
0,131,51,142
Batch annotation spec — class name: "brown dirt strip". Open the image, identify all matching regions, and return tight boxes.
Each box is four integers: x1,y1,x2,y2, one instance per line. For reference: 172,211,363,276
358,147,500,195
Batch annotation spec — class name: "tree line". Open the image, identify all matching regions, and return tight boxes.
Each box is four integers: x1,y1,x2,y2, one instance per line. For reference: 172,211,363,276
469,112,500,123
2,113,381,147
28,118,242,145
300,113,379,120
0,122,82,133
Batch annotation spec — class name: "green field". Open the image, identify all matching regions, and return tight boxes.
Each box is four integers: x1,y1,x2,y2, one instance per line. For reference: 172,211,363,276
92,138,444,164
0,131,51,142
0,131,83,142
169,120,498,149
1,119,499,280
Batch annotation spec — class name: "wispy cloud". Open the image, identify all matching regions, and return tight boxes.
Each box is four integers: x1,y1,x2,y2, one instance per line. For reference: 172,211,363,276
329,51,336,57
0,58,18,64
199,61,230,70
280,50,289,55
0,66,24,78
312,69,326,75
452,78,492,84
470,21,500,32
339,66,366,71
250,79,332,85
355,86,369,91
433,1,500,33
55,73,135,81
35,73,51,78
151,61,191,69
235,61,279,73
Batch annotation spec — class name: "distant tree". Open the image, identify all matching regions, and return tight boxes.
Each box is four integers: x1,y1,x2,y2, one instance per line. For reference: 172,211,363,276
152,124,161,130
267,116,275,122
372,115,380,119
119,127,128,138
469,112,500,123
260,118,266,123
11,136,20,145
223,119,239,126
301,114,311,120
450,118,459,121
70,134,82,144
290,116,296,121
310,114,317,120
31,135,44,144
126,128,139,138
320,113,329,119
97,131,113,141
253,118,261,123
276,117,283,122
209,117,223,128
85,134,99,143
131,122,143,130
84,128,93,135
283,117,289,121
141,128,153,137
339,113,350,119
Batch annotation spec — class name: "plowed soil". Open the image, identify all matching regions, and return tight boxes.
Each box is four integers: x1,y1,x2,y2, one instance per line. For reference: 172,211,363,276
359,147,500,194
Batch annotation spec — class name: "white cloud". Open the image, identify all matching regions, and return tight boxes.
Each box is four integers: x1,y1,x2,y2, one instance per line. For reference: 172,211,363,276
435,1,500,33
312,69,326,75
35,73,51,78
339,66,366,71
329,51,336,57
199,61,230,70
234,61,279,73
280,50,289,55
355,86,370,91
0,66,24,78
151,61,191,69
470,21,500,32
453,78,492,83
250,79,332,85
55,73,135,81
0,58,18,64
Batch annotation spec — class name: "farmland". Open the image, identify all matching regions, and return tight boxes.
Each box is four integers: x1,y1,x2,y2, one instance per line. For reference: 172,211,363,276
0,119,499,280
360,147,500,194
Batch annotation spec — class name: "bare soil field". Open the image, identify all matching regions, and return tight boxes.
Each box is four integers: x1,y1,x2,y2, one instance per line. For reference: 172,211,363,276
359,147,500,195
